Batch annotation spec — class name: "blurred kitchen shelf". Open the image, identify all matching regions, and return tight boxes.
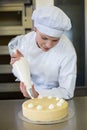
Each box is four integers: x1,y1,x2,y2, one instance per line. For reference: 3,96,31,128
0,65,16,83
0,2,33,35
0,0,33,86
0,83,20,92
0,46,9,55
0,83,24,99
0,27,25,36
0,65,12,73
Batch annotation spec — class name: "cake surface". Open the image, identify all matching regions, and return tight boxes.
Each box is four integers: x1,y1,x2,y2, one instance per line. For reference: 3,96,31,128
22,96,68,122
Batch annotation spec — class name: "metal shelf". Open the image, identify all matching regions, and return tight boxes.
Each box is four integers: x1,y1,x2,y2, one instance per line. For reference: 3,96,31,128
0,0,33,85
0,46,9,55
0,65,12,74
0,26,25,36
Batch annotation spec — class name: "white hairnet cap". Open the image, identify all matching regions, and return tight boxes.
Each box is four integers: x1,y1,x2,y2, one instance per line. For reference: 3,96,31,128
32,6,72,37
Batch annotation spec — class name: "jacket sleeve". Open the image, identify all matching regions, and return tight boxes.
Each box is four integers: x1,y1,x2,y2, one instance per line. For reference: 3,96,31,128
37,53,77,100
8,35,25,80
8,35,24,56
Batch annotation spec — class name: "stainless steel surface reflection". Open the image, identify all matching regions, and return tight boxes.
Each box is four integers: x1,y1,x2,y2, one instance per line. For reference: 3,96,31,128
0,97,87,130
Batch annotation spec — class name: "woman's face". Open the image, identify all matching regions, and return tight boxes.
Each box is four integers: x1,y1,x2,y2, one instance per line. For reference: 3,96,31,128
35,28,60,52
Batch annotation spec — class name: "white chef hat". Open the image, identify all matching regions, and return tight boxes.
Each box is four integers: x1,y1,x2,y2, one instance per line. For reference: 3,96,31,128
32,6,72,37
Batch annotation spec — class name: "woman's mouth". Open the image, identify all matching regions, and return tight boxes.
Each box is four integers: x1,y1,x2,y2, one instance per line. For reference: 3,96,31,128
42,47,50,51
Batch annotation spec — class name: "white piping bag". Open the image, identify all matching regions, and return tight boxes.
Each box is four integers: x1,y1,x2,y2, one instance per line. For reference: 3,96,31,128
12,57,34,98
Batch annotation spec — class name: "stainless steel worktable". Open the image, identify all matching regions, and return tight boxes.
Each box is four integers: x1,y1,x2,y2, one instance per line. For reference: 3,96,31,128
0,97,87,130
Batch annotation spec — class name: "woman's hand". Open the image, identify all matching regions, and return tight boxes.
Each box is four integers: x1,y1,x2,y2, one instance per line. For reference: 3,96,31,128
10,50,23,64
20,82,39,98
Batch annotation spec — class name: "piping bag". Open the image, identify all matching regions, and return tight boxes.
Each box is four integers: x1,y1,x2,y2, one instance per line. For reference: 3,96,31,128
12,57,34,98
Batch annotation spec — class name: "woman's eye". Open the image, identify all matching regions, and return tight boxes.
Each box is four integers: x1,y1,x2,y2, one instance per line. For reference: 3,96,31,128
53,40,58,42
42,37,47,40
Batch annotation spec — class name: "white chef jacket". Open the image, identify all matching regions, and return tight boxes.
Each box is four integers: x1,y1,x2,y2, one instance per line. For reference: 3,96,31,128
8,31,77,99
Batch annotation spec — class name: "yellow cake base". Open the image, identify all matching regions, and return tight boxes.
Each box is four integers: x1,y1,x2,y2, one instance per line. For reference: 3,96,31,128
22,97,68,122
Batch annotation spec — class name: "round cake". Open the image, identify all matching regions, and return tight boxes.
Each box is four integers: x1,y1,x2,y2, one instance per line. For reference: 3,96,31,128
22,96,68,122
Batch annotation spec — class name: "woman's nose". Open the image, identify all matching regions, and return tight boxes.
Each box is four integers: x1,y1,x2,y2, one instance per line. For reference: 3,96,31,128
45,41,52,48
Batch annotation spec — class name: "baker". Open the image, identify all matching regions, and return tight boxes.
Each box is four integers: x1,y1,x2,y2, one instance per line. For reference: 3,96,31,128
8,5,77,99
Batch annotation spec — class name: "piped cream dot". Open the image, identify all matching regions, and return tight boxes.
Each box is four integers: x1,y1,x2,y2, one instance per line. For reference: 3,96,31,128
57,102,62,107
49,104,54,109
36,105,42,110
59,99,64,103
28,103,34,108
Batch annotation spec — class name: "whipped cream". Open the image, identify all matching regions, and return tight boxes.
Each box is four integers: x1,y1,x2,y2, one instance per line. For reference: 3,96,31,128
49,104,54,109
36,105,42,110
57,99,64,107
28,103,34,108
56,97,60,101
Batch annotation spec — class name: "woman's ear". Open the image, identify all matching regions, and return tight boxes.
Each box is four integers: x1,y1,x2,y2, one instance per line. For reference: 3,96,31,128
34,27,37,32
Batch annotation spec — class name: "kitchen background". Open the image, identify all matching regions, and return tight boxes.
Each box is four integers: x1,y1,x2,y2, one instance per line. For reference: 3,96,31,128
0,0,87,99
